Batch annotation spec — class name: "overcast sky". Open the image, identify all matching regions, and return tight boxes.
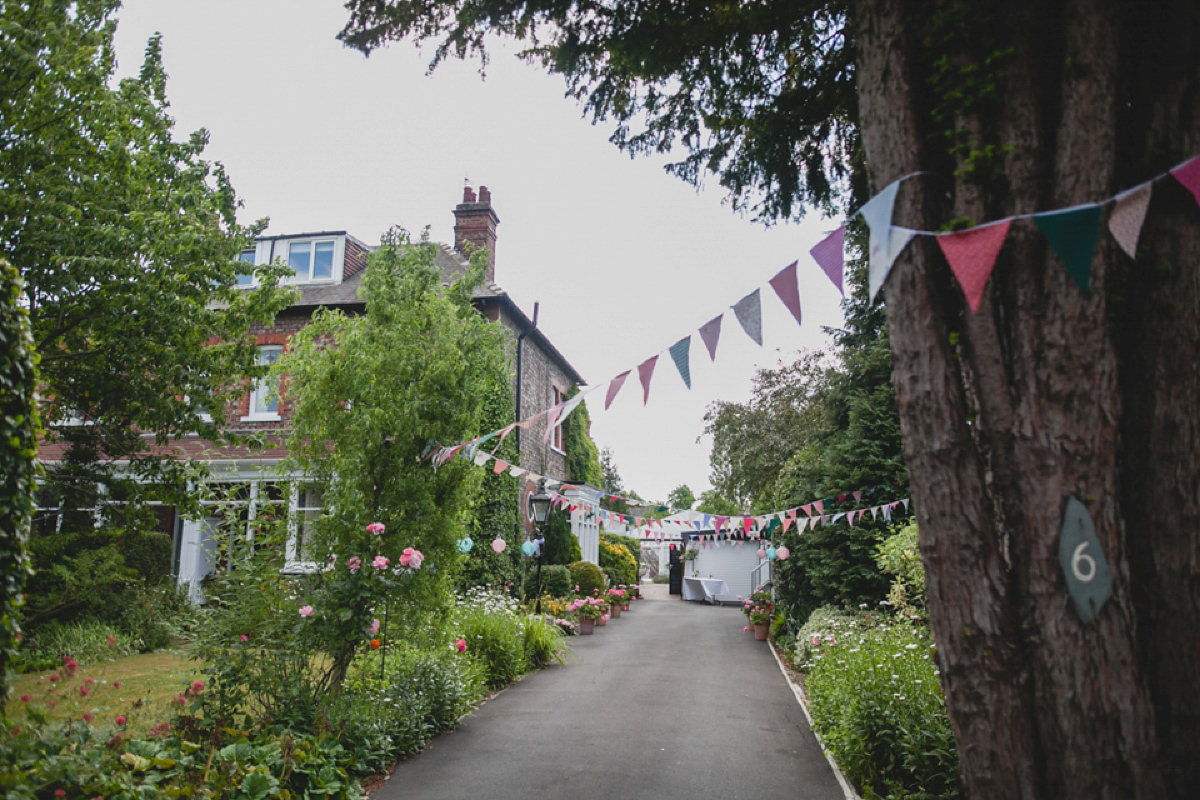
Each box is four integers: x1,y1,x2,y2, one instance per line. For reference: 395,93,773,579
112,0,846,504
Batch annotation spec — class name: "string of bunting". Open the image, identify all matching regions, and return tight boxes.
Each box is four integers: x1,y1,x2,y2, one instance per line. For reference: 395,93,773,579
432,154,1200,485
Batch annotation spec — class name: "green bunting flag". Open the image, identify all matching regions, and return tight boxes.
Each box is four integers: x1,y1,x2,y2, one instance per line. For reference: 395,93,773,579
669,336,692,389
1033,204,1102,295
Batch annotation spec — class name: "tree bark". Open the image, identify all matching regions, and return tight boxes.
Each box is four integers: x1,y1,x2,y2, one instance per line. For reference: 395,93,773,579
852,0,1200,797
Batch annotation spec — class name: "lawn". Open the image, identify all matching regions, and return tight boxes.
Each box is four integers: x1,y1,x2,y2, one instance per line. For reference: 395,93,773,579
5,651,202,735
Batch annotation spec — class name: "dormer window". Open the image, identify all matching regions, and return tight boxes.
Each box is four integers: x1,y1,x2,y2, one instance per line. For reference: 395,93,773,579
286,240,335,283
237,249,256,286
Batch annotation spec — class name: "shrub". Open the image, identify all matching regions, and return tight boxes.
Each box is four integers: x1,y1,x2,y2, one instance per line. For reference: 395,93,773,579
541,507,581,565
600,532,640,577
598,538,636,587
567,561,606,597
792,605,874,665
804,616,962,799
522,563,572,600
876,522,924,614
451,589,526,688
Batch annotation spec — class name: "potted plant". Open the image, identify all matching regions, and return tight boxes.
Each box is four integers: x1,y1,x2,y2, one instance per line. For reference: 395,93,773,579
607,587,627,617
745,598,774,641
569,597,605,634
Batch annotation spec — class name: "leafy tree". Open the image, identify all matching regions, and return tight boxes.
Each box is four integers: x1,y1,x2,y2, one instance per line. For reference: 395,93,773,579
667,484,695,511
0,261,37,697
3,3,293,543
539,506,580,567
598,446,629,513
278,227,508,690
339,2,1200,795
695,489,740,517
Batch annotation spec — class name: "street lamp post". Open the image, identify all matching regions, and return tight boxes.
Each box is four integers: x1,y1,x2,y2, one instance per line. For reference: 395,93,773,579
528,479,552,615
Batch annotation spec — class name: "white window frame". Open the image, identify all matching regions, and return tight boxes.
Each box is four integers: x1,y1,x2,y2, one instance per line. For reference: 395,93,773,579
236,249,256,287
284,238,340,284
550,385,566,454
284,484,324,574
243,345,283,421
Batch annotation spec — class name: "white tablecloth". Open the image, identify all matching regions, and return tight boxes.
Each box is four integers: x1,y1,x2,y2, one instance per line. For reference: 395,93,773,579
681,576,730,604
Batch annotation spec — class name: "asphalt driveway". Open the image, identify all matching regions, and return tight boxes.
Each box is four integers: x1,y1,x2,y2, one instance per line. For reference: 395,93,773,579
371,592,850,800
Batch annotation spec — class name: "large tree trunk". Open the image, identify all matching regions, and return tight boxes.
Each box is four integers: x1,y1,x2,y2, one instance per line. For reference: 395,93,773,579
852,0,1200,797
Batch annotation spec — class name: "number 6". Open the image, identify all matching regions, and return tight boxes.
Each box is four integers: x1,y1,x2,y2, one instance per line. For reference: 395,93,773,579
1072,542,1096,583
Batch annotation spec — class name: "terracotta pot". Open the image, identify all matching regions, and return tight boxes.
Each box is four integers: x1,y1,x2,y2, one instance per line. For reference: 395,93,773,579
579,617,595,635
753,623,769,641
610,604,621,618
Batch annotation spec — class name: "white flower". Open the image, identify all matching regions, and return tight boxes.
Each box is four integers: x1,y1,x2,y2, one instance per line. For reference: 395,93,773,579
905,643,918,649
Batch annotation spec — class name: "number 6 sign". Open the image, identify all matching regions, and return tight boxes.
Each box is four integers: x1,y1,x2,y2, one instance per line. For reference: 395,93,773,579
1059,497,1113,623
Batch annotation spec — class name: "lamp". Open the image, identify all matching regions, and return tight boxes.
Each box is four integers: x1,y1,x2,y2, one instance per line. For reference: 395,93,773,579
528,480,552,524
528,479,553,614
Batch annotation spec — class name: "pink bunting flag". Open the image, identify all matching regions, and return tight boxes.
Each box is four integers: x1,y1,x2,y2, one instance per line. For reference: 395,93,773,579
801,503,813,516
810,225,846,296
714,515,727,532
782,516,794,534
1108,183,1153,259
637,355,659,405
813,500,825,515
492,459,509,475
605,370,631,411
699,315,723,362
768,261,803,328
937,220,1011,313
1171,156,1200,209
853,490,862,503
743,517,753,535
543,402,566,443
497,422,518,445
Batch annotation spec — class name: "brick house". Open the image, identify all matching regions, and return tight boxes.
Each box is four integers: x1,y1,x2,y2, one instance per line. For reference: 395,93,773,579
37,187,597,600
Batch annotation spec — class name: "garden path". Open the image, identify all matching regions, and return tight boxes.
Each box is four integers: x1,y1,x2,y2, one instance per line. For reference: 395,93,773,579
371,590,851,800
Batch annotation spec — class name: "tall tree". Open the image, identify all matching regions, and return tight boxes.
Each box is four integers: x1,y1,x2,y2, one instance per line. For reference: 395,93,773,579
2,1,293,528
667,484,695,511
340,2,1200,797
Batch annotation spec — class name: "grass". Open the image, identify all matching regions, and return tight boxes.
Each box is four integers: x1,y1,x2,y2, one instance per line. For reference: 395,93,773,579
5,651,202,734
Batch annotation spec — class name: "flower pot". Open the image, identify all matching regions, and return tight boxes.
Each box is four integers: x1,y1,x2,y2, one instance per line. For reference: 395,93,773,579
610,604,621,618
753,623,769,641
579,617,595,635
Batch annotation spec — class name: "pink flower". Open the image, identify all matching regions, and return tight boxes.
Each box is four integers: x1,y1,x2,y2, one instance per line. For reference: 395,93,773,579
811,634,820,646
85,678,94,685
19,694,29,702
108,635,116,647
55,791,65,799
49,674,59,682
113,682,121,689
82,712,93,723
371,555,390,570
455,639,467,653
366,522,386,536
116,715,127,726
174,694,187,706
602,614,610,621
79,687,89,697
190,680,205,696
399,547,423,569
239,634,249,642
369,618,380,635
743,626,749,632
346,556,362,571
299,605,315,617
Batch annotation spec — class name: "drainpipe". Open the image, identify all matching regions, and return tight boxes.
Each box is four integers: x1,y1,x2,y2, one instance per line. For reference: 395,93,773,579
514,301,538,460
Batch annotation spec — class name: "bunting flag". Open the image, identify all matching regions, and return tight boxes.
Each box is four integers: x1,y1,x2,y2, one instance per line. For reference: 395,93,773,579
870,227,917,302
1170,155,1200,208
492,459,508,475
637,355,658,405
542,401,565,444
732,289,763,345
1034,204,1102,295
669,336,692,389
768,261,803,328
1108,184,1153,259
699,315,723,361
497,423,518,445
861,179,909,301
937,220,1012,313
782,515,794,534
810,225,846,296
605,370,631,411
853,490,862,502
813,499,825,515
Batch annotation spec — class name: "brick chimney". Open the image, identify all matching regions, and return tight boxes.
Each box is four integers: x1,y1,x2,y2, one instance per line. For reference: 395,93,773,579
453,184,500,281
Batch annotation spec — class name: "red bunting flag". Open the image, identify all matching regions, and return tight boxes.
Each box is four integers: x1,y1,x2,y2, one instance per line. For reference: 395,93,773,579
605,370,631,411
768,261,803,328
1171,155,1200,208
492,459,509,475
937,220,1011,313
810,225,846,296
782,516,794,534
699,315,723,361
637,355,658,405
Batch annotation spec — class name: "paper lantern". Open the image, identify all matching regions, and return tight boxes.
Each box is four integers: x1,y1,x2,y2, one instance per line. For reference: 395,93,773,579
776,546,791,560
767,546,778,560
756,548,767,560
521,540,536,556
456,537,474,554
491,537,506,553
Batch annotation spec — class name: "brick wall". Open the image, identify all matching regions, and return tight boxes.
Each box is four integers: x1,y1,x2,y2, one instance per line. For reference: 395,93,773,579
493,312,571,482
344,237,370,279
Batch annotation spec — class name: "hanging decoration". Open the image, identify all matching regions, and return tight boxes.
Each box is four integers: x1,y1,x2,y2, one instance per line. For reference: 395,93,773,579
456,537,474,554
491,537,507,553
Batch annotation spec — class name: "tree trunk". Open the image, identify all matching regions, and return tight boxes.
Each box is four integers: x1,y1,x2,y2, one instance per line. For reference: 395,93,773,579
852,0,1200,797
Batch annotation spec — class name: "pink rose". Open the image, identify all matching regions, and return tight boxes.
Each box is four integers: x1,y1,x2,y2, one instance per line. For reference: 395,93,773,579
239,634,249,642
116,715,127,726
455,639,467,653
347,556,362,571
108,635,116,647
299,605,315,617
371,555,390,570
190,680,205,696
369,618,380,635
408,549,424,569
366,522,386,536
